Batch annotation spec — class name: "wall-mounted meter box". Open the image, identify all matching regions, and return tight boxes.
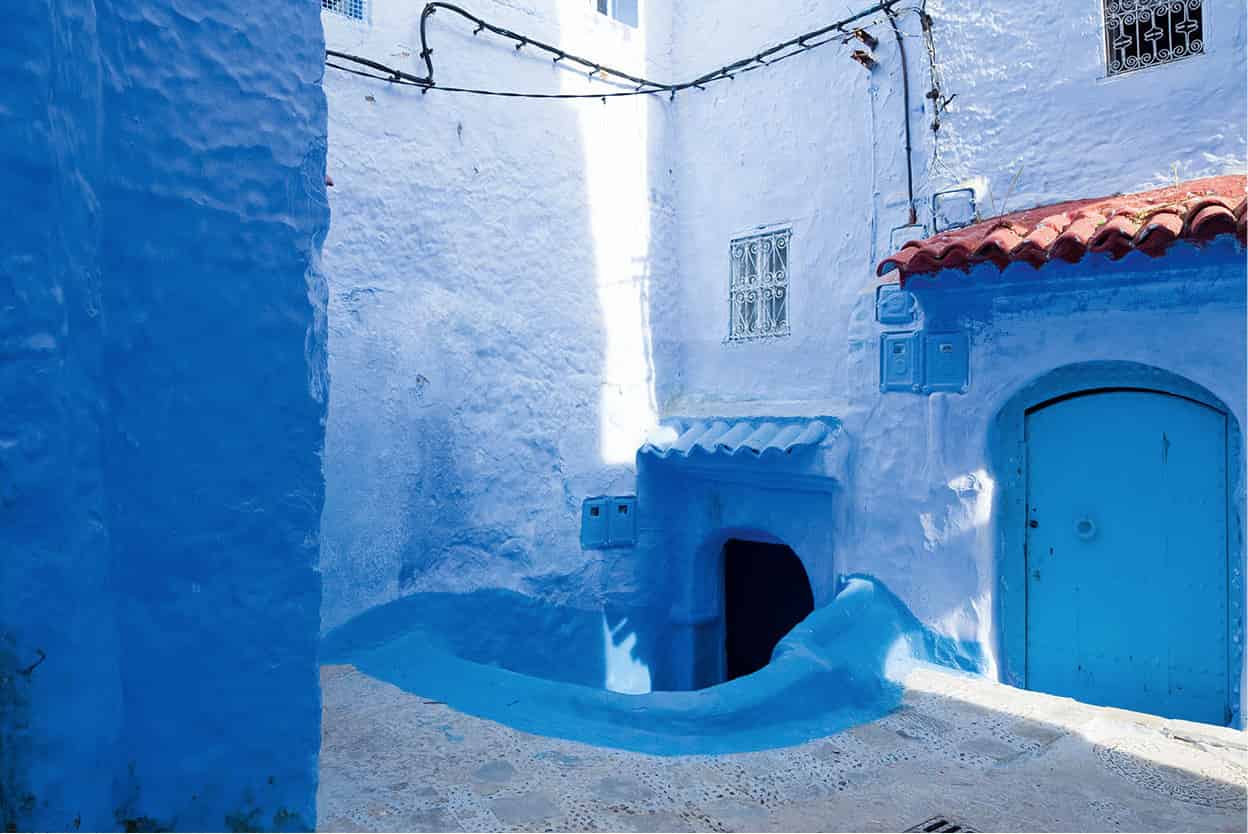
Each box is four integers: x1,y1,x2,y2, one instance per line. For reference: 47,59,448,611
881,329,970,394
880,331,923,392
607,497,637,547
876,283,919,325
923,331,969,393
580,497,609,549
581,496,637,549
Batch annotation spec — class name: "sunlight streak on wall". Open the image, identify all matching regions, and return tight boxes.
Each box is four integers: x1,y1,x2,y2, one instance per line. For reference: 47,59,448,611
584,95,659,464
919,469,997,550
603,613,653,694
553,0,660,465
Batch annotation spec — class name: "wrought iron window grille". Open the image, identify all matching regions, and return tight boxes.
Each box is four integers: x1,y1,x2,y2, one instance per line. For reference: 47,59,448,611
728,228,791,342
1103,0,1204,77
323,0,368,22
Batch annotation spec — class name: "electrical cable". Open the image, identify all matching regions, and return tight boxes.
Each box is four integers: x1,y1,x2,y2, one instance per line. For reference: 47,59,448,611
885,6,917,226
917,2,957,184
327,0,949,234
326,0,901,100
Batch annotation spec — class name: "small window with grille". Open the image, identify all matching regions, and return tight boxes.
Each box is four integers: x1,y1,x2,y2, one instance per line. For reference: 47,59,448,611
1103,0,1204,76
728,227,791,342
322,0,368,22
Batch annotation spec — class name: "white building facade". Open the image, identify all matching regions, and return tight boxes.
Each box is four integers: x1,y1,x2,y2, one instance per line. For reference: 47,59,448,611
319,0,1247,723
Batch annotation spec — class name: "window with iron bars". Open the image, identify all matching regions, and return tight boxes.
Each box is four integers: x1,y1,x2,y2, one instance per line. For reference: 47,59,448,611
728,228,791,342
322,0,368,22
1103,0,1204,76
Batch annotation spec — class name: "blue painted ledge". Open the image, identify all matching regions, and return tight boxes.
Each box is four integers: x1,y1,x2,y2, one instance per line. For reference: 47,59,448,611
322,577,982,756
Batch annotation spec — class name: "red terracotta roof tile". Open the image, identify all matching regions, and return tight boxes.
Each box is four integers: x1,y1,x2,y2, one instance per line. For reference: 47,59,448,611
878,175,1246,283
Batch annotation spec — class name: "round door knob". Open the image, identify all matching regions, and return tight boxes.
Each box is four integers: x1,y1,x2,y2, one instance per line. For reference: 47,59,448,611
1075,518,1096,540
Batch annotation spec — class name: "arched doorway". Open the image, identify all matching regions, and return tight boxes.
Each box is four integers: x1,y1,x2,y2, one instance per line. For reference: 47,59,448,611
723,539,814,681
994,362,1242,727
1025,389,1228,723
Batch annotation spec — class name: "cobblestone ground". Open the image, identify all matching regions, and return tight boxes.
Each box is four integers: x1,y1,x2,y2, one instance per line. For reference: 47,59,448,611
318,664,1247,832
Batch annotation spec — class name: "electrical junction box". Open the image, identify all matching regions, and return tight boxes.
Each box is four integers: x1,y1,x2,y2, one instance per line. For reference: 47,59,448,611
889,223,927,253
923,331,969,393
581,496,637,549
607,496,637,547
932,187,978,232
876,283,919,325
580,497,609,549
880,331,923,392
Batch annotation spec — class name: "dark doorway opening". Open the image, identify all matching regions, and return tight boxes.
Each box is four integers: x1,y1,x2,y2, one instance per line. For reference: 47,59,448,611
723,538,815,681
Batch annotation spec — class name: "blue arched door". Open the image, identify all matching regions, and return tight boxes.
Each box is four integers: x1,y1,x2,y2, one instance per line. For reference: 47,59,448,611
1025,389,1229,724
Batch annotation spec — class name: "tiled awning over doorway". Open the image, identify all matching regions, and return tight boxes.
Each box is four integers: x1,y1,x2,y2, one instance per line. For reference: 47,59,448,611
639,419,834,460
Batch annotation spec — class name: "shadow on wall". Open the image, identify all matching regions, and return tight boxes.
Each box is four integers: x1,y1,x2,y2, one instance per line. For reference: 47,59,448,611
321,575,982,756
320,589,655,692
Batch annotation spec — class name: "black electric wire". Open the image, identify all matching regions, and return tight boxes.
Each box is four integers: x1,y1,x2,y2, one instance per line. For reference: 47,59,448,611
327,61,665,98
326,0,901,100
885,6,917,226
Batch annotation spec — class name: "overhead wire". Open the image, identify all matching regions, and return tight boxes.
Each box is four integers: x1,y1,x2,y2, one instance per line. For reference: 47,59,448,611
325,0,955,234
885,6,917,225
326,0,902,100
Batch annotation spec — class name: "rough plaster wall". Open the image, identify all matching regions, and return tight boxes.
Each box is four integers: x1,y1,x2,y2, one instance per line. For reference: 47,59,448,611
667,0,1247,410
928,0,1248,207
839,243,1247,709
94,0,330,826
660,0,1246,686
320,0,1246,717
666,0,915,411
0,1,120,828
2,0,329,829
319,0,680,631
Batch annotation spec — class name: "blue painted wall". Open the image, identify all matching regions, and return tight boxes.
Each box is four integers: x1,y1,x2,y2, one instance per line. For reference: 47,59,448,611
902,243,1248,726
1,1,329,830
1,1,119,827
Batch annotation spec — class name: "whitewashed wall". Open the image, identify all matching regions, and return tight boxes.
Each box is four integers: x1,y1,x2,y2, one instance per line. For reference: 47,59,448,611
320,0,1247,661
319,0,678,631
667,0,1247,410
663,0,1245,701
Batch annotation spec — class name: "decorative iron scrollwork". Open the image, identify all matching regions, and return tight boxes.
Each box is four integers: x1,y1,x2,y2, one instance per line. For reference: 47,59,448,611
729,228,791,342
1104,0,1204,77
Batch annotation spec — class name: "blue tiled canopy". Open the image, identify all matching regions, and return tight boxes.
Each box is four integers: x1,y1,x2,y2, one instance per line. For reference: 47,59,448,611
640,419,832,460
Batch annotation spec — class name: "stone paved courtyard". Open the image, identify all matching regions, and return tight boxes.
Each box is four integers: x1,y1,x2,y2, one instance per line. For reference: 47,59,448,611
318,664,1247,832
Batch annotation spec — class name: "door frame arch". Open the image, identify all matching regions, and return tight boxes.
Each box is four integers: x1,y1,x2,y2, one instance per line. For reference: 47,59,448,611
682,526,813,689
721,536,815,682
990,360,1244,726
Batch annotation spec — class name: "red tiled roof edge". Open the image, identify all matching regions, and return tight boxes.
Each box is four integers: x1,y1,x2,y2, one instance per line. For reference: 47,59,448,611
877,175,1247,283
